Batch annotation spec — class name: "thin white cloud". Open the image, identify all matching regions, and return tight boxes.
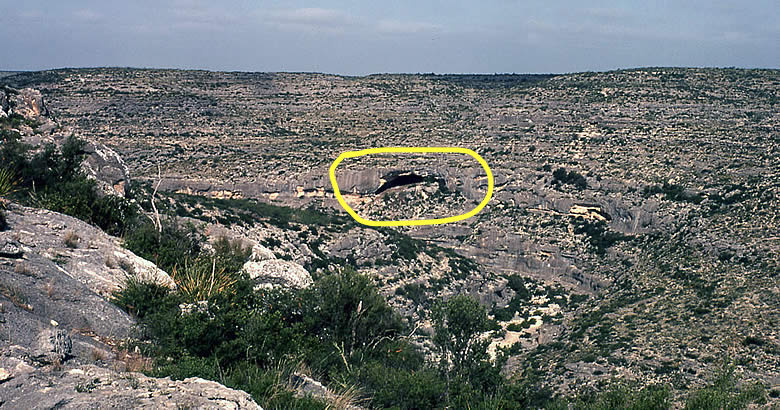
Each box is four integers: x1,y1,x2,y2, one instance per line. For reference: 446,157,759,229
260,8,441,36
264,8,359,33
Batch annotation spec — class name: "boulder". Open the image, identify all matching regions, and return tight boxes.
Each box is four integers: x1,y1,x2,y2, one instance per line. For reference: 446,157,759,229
9,88,50,120
244,259,312,289
81,141,132,197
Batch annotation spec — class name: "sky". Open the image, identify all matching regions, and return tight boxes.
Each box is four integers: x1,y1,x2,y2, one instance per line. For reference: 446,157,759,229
1,0,778,75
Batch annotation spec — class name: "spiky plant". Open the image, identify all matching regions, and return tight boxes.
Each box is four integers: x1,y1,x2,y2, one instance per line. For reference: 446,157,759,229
171,257,239,302
0,168,18,208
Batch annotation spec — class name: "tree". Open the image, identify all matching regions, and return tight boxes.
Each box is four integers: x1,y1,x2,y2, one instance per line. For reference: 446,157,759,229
432,294,500,399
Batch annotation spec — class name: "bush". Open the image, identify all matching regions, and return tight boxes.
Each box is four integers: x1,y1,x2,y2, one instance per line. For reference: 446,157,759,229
33,176,136,236
552,167,587,190
684,365,766,409
111,276,174,320
358,362,445,409
571,383,671,409
113,217,568,409
572,218,628,254
507,320,533,332
223,363,328,409
122,218,202,274
394,282,428,306
642,182,703,204
304,268,402,357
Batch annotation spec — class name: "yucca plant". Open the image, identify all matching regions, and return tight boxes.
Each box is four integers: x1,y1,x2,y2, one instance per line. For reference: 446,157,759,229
171,257,239,302
0,168,19,208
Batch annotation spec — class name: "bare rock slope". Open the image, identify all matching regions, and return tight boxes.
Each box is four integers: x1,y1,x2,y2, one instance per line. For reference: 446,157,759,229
0,205,261,409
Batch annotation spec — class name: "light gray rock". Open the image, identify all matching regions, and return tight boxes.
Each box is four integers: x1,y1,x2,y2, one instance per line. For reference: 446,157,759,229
81,141,131,197
2,204,174,297
244,259,312,289
0,203,261,409
0,364,262,409
249,243,275,262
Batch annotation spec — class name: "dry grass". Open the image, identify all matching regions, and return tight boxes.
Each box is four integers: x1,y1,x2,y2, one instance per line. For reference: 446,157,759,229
14,262,34,277
45,281,56,300
50,358,63,372
116,348,153,373
71,327,97,337
64,230,80,248
327,384,365,410
0,281,33,311
89,348,108,363
105,256,117,269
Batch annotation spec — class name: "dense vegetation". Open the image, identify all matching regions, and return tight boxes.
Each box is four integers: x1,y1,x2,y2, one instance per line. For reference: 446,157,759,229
113,238,520,408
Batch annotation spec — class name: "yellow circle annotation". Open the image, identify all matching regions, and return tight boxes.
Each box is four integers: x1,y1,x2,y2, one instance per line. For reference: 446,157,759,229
329,147,494,227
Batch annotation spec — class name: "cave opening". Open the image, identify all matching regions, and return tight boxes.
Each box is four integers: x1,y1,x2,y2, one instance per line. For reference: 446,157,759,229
375,173,426,194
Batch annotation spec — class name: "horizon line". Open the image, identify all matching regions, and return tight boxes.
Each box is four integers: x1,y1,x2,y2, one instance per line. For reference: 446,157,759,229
1,65,778,78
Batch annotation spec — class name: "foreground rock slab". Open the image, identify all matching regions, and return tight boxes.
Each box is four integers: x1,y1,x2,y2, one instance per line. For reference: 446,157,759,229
0,363,261,409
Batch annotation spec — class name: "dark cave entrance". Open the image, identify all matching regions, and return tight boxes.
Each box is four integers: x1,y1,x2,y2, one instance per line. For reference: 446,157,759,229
374,173,426,194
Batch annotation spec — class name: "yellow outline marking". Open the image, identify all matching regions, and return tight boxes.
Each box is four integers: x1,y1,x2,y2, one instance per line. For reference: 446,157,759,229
329,147,494,226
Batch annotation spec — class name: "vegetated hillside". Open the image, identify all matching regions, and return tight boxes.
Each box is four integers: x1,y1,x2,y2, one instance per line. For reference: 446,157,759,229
2,68,778,405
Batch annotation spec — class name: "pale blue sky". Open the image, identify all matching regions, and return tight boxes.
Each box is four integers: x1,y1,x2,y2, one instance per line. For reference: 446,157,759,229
1,0,777,74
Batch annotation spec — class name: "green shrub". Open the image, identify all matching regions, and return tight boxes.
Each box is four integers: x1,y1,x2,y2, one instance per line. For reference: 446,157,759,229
395,282,428,306
34,176,136,236
642,182,703,204
432,295,502,395
506,320,533,332
358,362,445,409
123,218,202,273
0,133,136,236
114,220,571,409
552,167,587,190
111,276,173,320
304,268,402,357
684,365,766,409
572,218,628,255
0,113,39,130
223,363,328,409
571,383,671,409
